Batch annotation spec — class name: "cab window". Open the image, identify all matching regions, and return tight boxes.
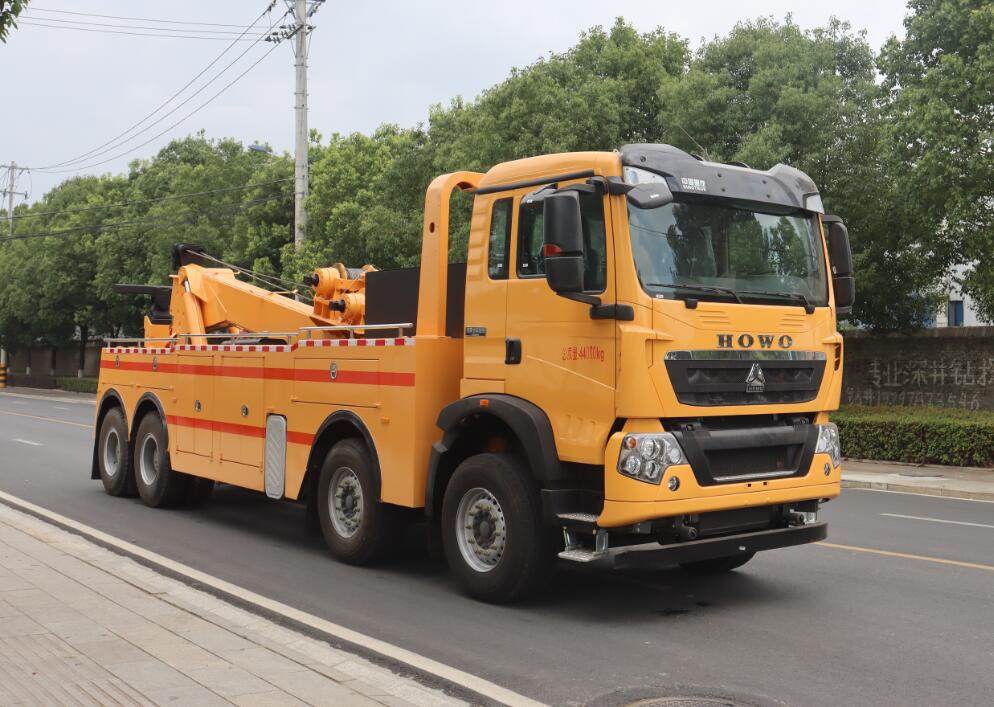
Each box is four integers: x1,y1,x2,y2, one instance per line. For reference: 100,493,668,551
517,190,607,292
487,198,512,280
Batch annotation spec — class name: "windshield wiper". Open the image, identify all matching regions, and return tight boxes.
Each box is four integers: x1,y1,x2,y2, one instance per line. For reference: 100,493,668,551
645,282,743,304
737,289,816,313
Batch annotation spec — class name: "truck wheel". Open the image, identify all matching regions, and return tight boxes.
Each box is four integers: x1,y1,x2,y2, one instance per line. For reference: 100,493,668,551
680,552,755,573
317,438,395,565
133,413,189,508
441,453,556,603
97,407,135,497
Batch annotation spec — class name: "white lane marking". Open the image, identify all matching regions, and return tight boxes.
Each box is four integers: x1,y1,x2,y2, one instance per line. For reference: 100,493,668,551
53,406,70,411
881,513,994,530
12,438,42,447
0,490,545,707
0,391,96,406
846,486,994,504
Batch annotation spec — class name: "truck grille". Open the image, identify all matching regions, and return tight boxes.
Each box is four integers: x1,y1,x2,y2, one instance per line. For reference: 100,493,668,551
665,350,826,406
666,415,817,486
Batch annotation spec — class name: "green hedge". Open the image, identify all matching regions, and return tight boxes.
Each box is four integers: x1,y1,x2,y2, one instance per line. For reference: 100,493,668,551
55,377,98,395
835,406,994,467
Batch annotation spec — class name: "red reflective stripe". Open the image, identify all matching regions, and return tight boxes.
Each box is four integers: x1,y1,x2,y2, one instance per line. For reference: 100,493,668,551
167,414,312,444
102,359,414,386
286,430,315,446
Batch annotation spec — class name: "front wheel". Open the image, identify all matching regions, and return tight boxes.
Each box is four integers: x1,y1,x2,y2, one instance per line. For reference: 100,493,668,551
680,552,755,573
441,453,556,603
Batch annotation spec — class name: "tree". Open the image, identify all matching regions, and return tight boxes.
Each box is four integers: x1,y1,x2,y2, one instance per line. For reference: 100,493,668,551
879,0,994,321
0,0,28,43
658,17,942,329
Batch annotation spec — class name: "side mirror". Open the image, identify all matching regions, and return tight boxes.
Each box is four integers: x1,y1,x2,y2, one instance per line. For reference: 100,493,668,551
543,191,585,295
626,182,674,210
825,218,855,317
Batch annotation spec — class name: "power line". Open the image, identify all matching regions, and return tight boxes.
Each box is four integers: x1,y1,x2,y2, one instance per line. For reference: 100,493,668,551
11,179,292,222
21,15,270,36
29,6,260,28
1,194,289,242
33,36,286,174
32,5,282,171
18,20,268,41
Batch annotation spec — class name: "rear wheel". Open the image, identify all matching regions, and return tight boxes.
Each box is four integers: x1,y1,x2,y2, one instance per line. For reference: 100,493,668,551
680,552,755,573
97,408,135,497
133,413,189,508
317,438,396,565
441,453,556,603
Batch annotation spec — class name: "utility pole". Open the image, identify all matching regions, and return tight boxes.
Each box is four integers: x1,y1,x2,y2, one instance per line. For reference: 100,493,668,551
2,162,27,238
292,0,310,248
0,162,27,378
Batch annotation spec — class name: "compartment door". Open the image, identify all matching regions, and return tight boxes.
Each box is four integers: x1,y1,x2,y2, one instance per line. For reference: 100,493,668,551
175,353,213,457
217,355,265,468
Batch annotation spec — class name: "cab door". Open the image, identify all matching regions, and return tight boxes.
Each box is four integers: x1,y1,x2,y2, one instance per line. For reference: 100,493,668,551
504,187,617,464
462,196,514,389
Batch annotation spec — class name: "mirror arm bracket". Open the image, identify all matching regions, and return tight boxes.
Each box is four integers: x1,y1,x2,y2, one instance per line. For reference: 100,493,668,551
560,292,635,321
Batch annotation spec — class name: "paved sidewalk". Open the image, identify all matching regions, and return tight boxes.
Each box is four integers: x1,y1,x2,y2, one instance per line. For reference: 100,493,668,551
0,503,465,707
843,459,994,501
0,387,96,405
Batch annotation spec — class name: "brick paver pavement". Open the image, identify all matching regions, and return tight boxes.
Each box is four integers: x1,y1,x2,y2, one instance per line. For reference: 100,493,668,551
0,502,465,707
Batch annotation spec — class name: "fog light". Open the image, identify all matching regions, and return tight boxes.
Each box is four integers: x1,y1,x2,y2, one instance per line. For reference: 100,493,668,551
667,475,680,492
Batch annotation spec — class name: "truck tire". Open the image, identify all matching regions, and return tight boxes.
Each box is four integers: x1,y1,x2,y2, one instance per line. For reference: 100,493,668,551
317,438,395,565
133,412,189,508
441,453,556,603
680,552,755,573
97,407,135,497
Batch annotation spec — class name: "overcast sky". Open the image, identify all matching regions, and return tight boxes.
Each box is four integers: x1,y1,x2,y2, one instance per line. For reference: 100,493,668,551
2,0,911,202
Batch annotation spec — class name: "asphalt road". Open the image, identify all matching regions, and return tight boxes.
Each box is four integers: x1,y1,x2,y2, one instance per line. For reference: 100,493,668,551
1,391,992,707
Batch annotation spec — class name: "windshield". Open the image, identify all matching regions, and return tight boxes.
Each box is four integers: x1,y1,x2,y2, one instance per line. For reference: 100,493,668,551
628,199,828,307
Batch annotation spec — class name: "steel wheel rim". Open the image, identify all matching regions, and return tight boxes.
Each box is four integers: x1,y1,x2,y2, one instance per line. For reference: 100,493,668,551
329,466,363,538
103,428,121,479
139,433,160,487
455,487,506,573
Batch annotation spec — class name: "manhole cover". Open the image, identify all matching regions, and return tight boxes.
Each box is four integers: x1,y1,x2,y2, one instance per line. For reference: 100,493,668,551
628,699,752,707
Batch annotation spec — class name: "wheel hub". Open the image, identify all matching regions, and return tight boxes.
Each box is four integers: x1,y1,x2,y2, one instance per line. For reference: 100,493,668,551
103,428,121,478
456,488,506,573
329,467,363,538
139,433,159,487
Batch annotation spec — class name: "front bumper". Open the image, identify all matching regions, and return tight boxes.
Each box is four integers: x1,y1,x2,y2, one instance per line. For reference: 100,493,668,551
609,521,827,569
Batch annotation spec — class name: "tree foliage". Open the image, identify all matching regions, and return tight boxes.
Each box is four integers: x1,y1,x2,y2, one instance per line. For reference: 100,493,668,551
0,0,28,43
1,8,988,349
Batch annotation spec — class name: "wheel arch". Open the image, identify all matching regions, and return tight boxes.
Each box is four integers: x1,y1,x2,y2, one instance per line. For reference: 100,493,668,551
425,394,564,517
131,392,169,451
300,410,382,510
91,388,126,480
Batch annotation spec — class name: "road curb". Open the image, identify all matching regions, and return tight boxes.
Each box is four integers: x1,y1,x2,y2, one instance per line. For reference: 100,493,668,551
842,479,994,502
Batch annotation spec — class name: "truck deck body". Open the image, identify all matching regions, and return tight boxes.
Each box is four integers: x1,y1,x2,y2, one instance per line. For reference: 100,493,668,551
94,144,853,599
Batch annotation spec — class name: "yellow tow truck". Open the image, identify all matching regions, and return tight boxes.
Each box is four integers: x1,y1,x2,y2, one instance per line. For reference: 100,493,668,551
93,144,854,602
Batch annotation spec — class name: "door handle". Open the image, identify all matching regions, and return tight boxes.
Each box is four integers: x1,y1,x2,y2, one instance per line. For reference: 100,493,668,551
505,338,522,365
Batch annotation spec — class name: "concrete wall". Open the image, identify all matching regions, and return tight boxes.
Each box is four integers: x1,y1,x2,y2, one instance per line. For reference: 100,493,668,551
843,327,994,411
5,343,102,388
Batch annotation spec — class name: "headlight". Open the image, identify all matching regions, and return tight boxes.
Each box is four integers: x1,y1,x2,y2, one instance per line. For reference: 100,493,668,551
815,422,841,468
618,432,686,485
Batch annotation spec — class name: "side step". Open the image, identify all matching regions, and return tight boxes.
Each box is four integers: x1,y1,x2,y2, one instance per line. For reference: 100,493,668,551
558,529,608,563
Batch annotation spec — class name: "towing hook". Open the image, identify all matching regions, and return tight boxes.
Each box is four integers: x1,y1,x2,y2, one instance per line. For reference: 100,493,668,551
675,521,699,541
